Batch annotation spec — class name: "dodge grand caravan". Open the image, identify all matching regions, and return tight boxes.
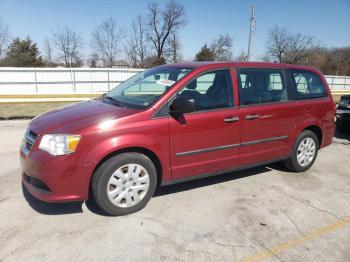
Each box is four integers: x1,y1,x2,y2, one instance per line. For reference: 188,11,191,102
20,62,335,216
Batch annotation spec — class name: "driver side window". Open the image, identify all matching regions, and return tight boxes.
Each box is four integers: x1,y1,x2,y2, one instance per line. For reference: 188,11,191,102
177,69,234,112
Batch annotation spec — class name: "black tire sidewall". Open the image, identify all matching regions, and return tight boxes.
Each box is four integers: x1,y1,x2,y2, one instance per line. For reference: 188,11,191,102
92,153,157,216
290,131,319,172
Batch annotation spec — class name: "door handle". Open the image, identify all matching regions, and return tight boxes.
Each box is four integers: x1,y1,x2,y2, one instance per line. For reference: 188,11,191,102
224,116,240,123
245,114,260,120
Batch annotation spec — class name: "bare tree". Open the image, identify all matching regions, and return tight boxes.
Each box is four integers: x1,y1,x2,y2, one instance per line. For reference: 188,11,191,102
236,50,248,61
326,47,350,75
88,53,100,68
125,15,149,67
284,33,317,63
210,34,233,61
195,34,233,62
0,18,9,60
266,26,317,63
165,32,182,63
125,43,137,67
147,0,186,63
53,26,83,67
91,17,124,67
266,26,290,63
43,38,55,66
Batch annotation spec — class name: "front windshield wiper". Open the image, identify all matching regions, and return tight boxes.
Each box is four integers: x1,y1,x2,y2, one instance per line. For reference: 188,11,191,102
103,96,127,108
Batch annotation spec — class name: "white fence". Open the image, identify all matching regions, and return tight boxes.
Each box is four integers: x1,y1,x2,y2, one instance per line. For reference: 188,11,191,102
0,67,143,94
324,75,350,90
0,67,349,95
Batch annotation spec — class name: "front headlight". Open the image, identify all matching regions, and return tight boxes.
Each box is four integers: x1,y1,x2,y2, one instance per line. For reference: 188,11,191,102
39,134,81,156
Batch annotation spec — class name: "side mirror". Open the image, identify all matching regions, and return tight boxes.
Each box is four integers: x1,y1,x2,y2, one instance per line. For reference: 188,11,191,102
169,97,195,115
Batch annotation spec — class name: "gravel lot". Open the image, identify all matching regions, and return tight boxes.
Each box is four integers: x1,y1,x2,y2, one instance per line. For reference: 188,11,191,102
0,120,349,262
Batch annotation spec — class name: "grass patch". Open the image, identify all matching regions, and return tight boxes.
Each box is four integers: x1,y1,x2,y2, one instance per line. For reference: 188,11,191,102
0,102,74,120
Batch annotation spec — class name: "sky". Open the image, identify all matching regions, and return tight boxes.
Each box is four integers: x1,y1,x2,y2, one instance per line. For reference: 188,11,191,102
0,0,349,62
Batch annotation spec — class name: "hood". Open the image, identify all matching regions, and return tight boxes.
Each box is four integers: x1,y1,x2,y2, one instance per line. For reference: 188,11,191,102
30,99,141,134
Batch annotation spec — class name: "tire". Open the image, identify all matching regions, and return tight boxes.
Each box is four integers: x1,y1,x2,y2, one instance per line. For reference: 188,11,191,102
284,130,319,172
92,153,157,216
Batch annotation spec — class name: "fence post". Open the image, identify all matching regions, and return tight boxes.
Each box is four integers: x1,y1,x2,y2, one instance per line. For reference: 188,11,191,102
344,77,347,90
107,68,110,92
73,69,76,92
34,69,38,93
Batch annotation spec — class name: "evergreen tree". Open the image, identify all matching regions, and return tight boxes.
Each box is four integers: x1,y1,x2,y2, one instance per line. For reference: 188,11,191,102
2,37,44,67
195,44,215,61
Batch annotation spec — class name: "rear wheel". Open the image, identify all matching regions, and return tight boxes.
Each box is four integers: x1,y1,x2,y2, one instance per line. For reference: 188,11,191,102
284,130,319,172
92,153,157,216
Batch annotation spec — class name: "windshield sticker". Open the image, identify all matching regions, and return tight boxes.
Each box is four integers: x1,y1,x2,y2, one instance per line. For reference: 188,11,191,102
156,79,175,86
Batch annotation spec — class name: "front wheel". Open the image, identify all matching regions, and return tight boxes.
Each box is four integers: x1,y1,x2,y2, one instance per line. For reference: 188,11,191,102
284,130,319,172
92,153,157,216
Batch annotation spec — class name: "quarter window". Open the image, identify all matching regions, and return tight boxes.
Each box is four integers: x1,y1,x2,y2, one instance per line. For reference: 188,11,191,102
290,70,327,99
176,69,234,112
238,69,288,105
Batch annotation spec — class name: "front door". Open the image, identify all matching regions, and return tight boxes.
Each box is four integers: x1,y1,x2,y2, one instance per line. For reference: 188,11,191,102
236,68,298,166
169,69,241,180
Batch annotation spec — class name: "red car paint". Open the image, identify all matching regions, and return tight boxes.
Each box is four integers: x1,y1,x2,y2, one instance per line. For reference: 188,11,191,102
20,62,335,202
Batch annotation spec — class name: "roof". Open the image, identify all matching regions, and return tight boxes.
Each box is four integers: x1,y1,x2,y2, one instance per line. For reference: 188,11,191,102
158,61,320,73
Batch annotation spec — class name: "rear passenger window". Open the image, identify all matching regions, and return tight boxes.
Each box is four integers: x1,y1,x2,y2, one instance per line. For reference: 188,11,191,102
290,70,327,99
238,69,288,105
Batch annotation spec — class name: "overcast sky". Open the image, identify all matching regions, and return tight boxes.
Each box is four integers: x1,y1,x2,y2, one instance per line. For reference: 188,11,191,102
0,0,349,61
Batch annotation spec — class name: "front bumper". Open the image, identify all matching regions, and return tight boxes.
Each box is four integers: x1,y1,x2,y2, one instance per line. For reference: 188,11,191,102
20,144,94,202
336,108,350,122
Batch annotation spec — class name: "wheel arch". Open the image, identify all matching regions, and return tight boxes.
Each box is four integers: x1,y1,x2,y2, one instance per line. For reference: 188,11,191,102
89,146,164,195
289,118,323,150
302,125,323,148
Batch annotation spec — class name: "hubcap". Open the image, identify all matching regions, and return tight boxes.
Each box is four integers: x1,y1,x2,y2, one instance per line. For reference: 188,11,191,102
107,163,150,208
297,137,316,167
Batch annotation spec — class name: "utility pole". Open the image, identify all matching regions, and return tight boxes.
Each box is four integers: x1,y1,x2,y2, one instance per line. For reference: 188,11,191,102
247,3,256,61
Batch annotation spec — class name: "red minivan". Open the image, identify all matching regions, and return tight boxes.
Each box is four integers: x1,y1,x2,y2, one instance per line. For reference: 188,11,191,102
20,62,335,215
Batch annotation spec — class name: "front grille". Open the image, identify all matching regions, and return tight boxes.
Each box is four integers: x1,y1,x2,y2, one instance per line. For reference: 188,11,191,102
24,129,38,151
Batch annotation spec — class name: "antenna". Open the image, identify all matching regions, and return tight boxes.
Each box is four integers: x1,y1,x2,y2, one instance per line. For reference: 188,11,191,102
247,3,256,61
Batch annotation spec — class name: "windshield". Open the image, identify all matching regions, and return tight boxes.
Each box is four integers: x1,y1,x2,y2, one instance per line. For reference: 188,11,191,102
104,67,192,109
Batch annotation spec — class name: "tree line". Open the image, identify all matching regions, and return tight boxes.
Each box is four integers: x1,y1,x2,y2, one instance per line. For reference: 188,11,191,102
0,1,187,68
264,26,350,75
0,2,349,75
